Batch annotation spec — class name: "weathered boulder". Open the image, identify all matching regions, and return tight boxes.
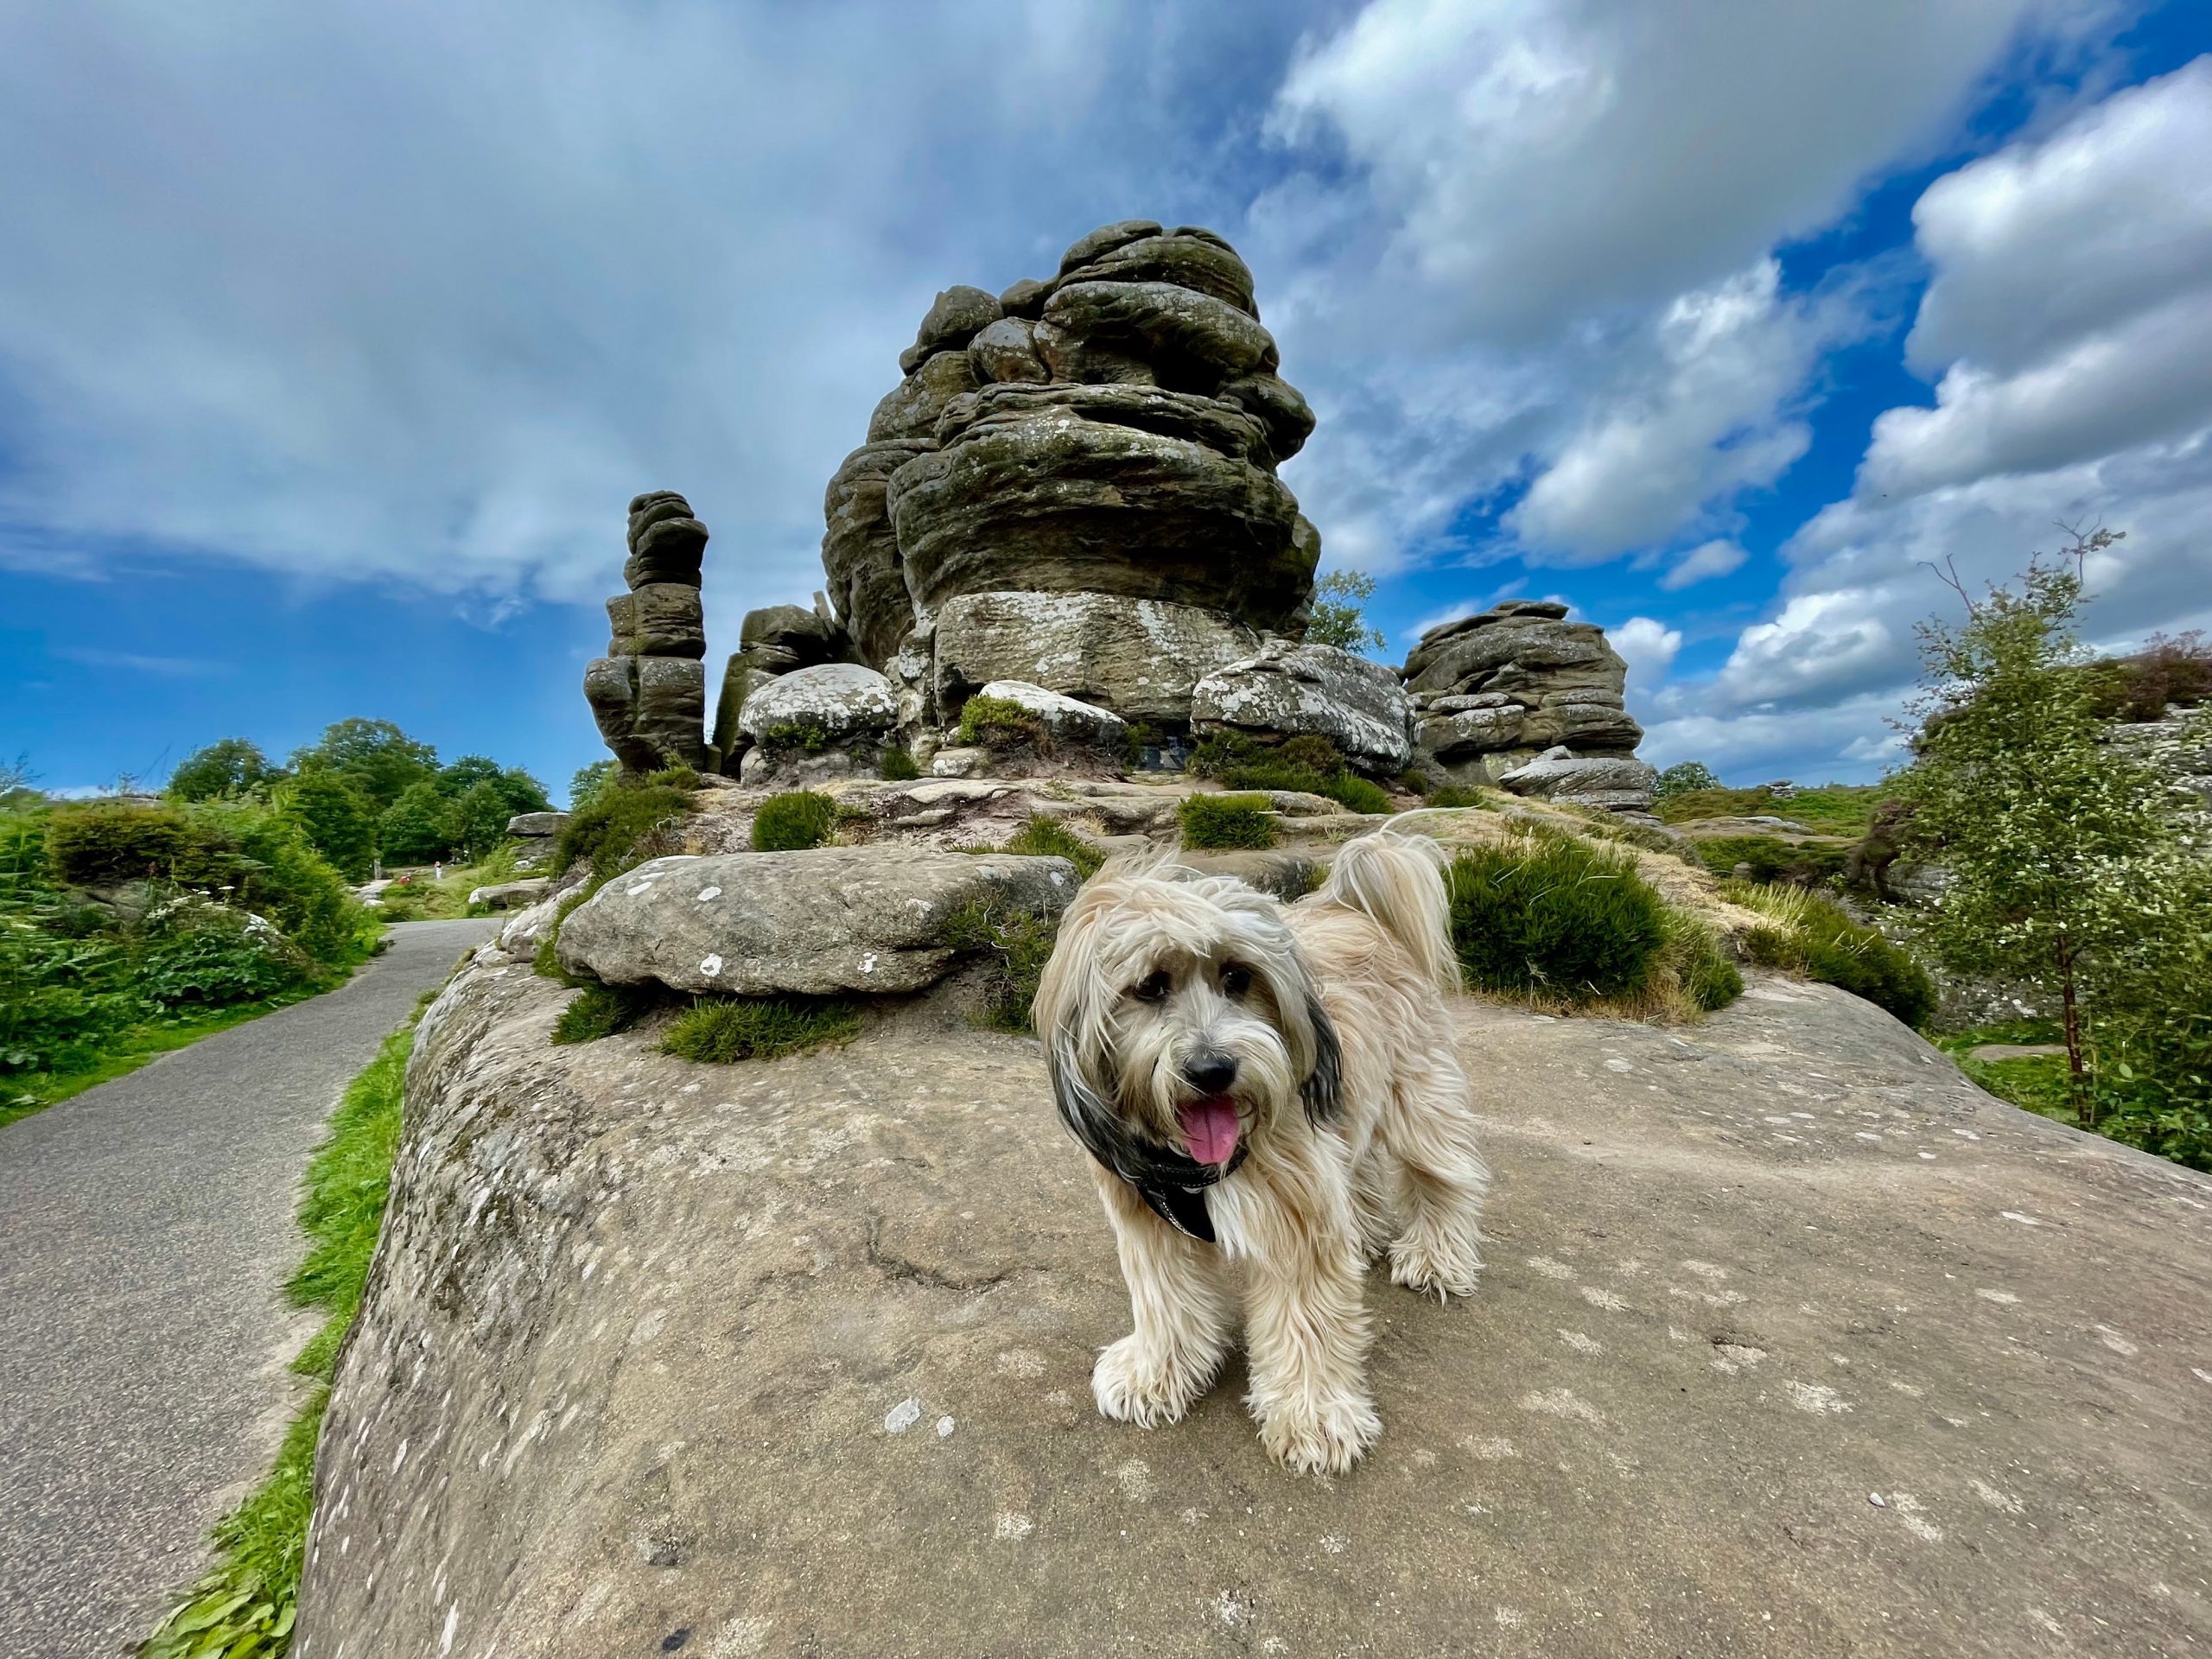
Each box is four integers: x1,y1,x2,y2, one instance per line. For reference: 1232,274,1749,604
731,664,899,784
583,654,707,773
933,589,1262,724
299,957,2212,1657
867,349,979,444
958,680,1128,777
966,316,1050,385
740,604,839,675
887,399,1306,626
605,582,705,658
622,512,708,589
1405,601,1624,702
556,847,1078,995
1497,747,1659,811
898,284,1003,375
822,439,938,666
505,811,569,841
1192,642,1412,772
465,878,550,912
813,221,1323,713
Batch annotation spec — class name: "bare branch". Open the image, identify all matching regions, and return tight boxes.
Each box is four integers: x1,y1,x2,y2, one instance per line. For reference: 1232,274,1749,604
1918,553,1978,616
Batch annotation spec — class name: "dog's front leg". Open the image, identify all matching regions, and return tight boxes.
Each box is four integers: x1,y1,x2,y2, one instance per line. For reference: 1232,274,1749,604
1090,1162,1236,1428
1236,1156,1379,1476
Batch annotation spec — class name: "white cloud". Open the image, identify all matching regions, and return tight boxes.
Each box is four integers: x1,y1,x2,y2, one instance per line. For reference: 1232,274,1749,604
1659,539,1749,591
1505,261,1840,560
1652,57,2212,781
1609,616,1682,693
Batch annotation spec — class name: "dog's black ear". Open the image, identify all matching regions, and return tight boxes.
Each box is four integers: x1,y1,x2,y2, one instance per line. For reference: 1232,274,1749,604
1301,991,1343,1125
1049,1035,1136,1177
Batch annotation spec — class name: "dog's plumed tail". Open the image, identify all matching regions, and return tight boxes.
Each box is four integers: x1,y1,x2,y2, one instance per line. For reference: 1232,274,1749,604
1316,830,1459,995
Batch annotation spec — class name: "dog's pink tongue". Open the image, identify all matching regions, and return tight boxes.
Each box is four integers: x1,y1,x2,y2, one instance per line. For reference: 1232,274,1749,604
1178,1096,1241,1166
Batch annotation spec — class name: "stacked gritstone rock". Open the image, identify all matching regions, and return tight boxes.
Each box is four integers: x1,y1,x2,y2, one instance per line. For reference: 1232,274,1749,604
583,493,709,773
708,602,873,785
1402,601,1656,813
817,219,1326,756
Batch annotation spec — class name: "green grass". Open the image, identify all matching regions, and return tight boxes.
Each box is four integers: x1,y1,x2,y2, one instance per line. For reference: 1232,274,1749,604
1446,836,1670,1004
1938,1022,2077,1122
942,899,1062,1033
750,790,837,852
1191,731,1395,814
553,772,696,883
956,695,1049,749
550,982,657,1045
372,842,524,920
1179,793,1278,850
144,1014,422,1658
1656,784,1885,836
0,985,344,1130
1659,909,1744,1013
1690,833,1850,887
662,995,861,1063
1723,881,1936,1028
1423,785,1491,810
995,815,1106,880
881,747,920,781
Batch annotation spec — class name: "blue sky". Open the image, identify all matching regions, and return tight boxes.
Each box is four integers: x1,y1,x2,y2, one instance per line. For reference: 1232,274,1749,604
3,1,2209,796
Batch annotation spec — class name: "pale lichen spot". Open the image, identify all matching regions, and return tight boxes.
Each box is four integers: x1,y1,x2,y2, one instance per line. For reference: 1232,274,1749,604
1580,1285,1629,1312
2094,1325,2139,1356
696,887,721,902
699,954,723,978
1460,1434,1519,1459
993,1511,1033,1540
1559,1330,1603,1355
1524,1255,1575,1281
1975,1288,2021,1305
1972,1478,2024,1514
882,1396,923,1434
1517,1388,1606,1427
1779,1380,1852,1415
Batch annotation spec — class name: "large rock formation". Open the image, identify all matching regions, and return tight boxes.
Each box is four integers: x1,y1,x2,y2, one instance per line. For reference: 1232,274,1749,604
1404,600,1654,809
816,220,1322,738
583,493,710,772
297,938,2212,1657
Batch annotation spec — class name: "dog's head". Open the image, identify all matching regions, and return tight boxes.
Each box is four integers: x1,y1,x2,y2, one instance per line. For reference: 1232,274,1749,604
1033,861,1341,1223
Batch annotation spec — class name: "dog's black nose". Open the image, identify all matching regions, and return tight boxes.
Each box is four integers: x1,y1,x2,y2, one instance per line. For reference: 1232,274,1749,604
1183,1054,1239,1095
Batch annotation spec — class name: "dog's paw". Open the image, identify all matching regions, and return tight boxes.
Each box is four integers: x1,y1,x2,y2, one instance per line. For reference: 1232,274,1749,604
1388,1234,1484,1302
1093,1335,1211,1428
1255,1390,1382,1477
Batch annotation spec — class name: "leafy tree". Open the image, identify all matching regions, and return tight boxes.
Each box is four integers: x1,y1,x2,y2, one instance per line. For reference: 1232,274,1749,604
569,760,616,807
1306,569,1387,655
168,738,277,802
442,779,519,860
434,754,505,797
289,719,437,811
377,781,452,865
2,754,43,807
1655,761,1721,798
279,771,378,880
1892,531,2207,1128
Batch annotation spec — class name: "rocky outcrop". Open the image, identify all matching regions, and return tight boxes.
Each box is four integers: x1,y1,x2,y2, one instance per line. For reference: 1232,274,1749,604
813,221,1323,740
299,948,2212,1656
556,847,1078,995
709,603,849,776
584,493,710,772
1403,601,1649,808
733,663,899,785
505,811,569,872
1193,642,1413,773
1497,747,1661,813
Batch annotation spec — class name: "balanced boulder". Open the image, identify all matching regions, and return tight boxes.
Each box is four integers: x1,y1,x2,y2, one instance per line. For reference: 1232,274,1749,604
555,846,1079,995
1193,643,1413,772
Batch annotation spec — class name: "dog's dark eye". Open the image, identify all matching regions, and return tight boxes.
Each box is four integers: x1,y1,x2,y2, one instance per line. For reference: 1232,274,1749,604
1132,970,1172,1003
1220,964,1253,997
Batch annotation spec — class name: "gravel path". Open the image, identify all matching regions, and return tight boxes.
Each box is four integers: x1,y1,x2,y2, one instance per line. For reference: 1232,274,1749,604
0,918,496,1658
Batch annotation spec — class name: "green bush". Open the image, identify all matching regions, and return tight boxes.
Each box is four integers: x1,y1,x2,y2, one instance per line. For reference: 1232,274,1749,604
662,995,860,1063
1319,773,1393,815
1660,909,1743,1013
881,747,920,781
136,909,302,1010
1122,721,1161,770
944,899,1061,1033
761,719,832,754
956,695,1049,750
1726,882,1936,1028
551,982,657,1045
1446,838,1670,1002
751,791,837,852
1654,761,1721,798
1693,834,1849,887
554,773,694,883
44,801,201,887
1399,770,1432,797
279,772,378,880
996,815,1105,880
1179,793,1278,850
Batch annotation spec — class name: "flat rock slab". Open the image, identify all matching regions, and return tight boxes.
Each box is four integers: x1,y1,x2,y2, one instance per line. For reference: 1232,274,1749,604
555,846,1079,995
1969,1042,2069,1063
298,956,2212,1658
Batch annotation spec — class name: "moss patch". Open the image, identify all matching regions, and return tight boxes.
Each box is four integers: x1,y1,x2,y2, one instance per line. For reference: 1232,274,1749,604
750,790,837,852
1179,793,1278,850
662,995,861,1064
551,982,658,1045
944,899,1061,1033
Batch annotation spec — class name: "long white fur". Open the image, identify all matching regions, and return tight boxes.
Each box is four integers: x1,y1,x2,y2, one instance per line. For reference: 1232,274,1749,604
1033,829,1489,1475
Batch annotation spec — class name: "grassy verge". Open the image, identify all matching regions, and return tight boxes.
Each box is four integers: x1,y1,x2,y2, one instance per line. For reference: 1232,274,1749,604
143,1014,420,1657
2,970,365,1132
368,844,524,920
1655,783,1885,835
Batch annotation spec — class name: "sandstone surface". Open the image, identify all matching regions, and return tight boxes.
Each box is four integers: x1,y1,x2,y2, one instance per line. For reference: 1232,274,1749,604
296,951,2212,1658
1192,641,1413,772
555,847,1077,995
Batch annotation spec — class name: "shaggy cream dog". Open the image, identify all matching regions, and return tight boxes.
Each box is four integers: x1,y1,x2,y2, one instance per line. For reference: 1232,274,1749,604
1033,830,1488,1475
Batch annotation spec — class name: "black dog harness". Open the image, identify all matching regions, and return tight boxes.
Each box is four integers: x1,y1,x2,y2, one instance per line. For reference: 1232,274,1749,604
1127,1139,1249,1243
